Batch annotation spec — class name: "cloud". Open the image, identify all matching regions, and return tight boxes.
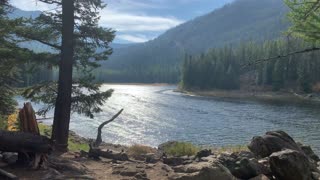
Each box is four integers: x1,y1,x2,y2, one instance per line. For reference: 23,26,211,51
100,10,183,32
10,0,184,43
10,0,53,11
117,34,150,43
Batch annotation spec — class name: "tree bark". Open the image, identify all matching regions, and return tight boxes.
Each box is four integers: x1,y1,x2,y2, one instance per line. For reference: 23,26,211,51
19,102,39,135
52,0,75,152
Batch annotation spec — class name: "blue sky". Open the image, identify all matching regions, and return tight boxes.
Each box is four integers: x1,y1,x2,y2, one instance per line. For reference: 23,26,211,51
10,0,234,43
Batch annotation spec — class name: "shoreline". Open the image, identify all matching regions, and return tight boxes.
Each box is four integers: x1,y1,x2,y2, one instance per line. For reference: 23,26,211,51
176,88,320,105
101,83,175,87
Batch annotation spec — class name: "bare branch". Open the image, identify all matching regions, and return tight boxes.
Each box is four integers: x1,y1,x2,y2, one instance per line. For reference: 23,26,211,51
94,109,124,147
243,47,320,67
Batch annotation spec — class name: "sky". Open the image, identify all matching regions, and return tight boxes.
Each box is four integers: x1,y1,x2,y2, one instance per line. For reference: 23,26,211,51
10,0,234,44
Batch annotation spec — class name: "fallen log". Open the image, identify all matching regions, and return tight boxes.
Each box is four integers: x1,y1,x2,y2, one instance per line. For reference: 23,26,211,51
0,168,18,179
88,147,128,161
0,130,52,154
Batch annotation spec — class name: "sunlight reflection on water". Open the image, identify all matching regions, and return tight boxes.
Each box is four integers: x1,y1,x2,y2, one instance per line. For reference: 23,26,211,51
17,84,320,154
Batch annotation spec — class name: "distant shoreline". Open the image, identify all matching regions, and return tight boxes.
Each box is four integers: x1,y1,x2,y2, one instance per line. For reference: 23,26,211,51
176,88,320,105
102,83,175,87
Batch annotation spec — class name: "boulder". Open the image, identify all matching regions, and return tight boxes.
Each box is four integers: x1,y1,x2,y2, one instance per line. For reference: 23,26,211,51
145,153,158,163
299,144,320,162
248,131,302,158
194,149,212,160
312,172,320,180
218,151,269,179
173,162,212,173
201,155,217,163
163,157,186,166
112,164,147,178
169,162,235,180
269,149,312,180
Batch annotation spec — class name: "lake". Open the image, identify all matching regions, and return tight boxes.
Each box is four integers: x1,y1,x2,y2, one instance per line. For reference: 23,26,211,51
18,84,320,153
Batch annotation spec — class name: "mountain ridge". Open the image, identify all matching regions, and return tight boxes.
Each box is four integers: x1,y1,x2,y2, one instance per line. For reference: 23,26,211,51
99,0,290,83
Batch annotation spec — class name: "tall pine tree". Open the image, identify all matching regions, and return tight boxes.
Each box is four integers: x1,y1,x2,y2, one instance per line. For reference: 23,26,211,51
18,0,115,151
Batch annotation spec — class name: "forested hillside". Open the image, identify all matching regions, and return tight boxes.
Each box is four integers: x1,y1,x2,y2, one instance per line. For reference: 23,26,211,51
181,39,320,92
98,0,289,83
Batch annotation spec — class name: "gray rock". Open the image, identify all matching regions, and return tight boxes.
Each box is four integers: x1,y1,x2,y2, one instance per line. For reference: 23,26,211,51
269,149,312,180
231,157,264,179
2,152,18,165
299,144,320,162
161,164,173,172
218,151,269,179
248,131,302,158
312,172,320,180
249,174,270,180
200,155,216,163
112,164,146,177
145,153,158,164
194,149,212,160
163,157,185,166
173,162,212,173
169,162,235,180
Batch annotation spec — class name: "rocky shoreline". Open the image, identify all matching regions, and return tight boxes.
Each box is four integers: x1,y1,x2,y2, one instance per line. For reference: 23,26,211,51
1,130,318,180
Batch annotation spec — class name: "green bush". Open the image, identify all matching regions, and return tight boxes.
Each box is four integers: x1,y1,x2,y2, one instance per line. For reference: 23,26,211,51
164,142,199,157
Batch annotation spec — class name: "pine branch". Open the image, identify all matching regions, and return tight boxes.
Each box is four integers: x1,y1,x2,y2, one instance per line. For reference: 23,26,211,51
20,34,61,50
243,47,320,67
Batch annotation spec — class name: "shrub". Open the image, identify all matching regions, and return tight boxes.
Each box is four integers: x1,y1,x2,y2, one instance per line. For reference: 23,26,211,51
164,142,199,157
7,112,19,131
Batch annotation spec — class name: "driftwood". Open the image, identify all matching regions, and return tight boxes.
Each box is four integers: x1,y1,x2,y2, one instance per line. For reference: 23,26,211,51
94,109,124,147
0,168,18,179
86,109,126,161
88,147,128,161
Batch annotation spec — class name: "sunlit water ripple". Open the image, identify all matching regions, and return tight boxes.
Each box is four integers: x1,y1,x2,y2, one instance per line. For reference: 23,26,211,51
17,84,320,154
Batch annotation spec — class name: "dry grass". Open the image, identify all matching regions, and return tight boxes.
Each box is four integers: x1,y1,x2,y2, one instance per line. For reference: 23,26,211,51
211,145,248,154
127,144,157,159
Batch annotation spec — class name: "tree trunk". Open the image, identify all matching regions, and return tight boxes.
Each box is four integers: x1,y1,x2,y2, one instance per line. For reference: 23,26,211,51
52,0,75,152
19,102,39,135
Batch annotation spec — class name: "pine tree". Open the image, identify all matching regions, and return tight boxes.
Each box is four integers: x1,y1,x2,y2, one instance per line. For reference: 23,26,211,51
0,1,30,117
272,60,284,91
18,0,115,151
285,0,320,43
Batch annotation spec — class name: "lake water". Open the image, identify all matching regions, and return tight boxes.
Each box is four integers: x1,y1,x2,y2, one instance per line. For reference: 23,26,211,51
18,84,320,153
